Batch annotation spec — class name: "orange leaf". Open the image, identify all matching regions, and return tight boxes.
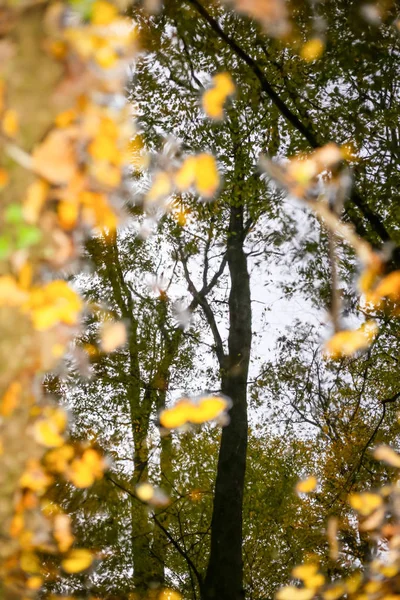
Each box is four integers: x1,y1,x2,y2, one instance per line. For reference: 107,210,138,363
32,130,78,185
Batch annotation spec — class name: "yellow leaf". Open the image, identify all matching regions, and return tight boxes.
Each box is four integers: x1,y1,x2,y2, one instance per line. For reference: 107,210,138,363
18,262,33,290
322,584,347,600
32,129,78,185
2,109,19,137
45,445,75,473
276,586,315,600
95,46,119,69
58,200,79,230
189,396,229,424
80,191,118,231
68,449,104,488
296,476,317,494
175,156,197,191
159,400,191,429
88,133,118,163
61,549,93,574
55,108,78,128
292,564,318,580
136,483,155,502
300,38,325,62
158,590,182,600
91,0,118,25
100,321,127,352
374,271,400,302
33,420,64,448
26,576,43,590
146,172,172,203
202,72,235,119
194,153,219,197
349,492,383,516
20,459,53,494
27,280,82,330
91,161,121,187
323,321,378,359
373,445,400,468
20,551,40,573
160,396,229,429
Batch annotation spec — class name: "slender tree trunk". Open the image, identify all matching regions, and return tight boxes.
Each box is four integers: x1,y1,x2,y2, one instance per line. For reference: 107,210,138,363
203,204,251,600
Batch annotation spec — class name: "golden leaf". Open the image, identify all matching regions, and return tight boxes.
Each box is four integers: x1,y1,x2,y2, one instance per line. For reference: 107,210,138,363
26,576,43,590
202,72,235,119
296,476,317,494
27,280,82,330
100,321,127,353
91,161,121,188
349,492,383,516
300,38,325,62
374,271,400,302
20,551,40,574
276,586,315,600
1,381,21,417
55,109,78,128
2,109,19,137
20,459,53,494
58,200,79,230
95,46,119,69
175,156,197,191
323,321,378,359
158,590,182,600
136,483,155,502
32,130,78,185
61,549,93,574
33,420,64,448
0,167,9,188
45,445,75,473
80,191,118,231
146,172,172,203
189,396,229,424
91,0,118,25
159,400,191,429
292,564,318,580
159,395,229,429
373,445,400,468
68,449,104,488
322,584,347,600
194,153,219,197
88,133,118,163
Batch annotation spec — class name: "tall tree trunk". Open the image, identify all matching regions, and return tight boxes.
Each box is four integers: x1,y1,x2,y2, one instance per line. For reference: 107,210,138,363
203,204,251,600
